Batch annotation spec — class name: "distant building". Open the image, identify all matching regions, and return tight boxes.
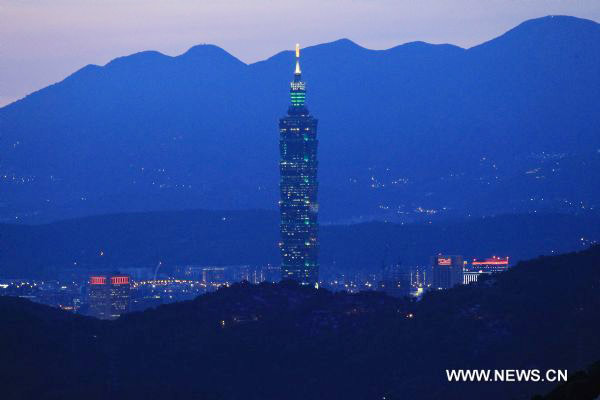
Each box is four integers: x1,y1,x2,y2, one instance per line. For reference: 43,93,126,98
178,265,204,281
88,274,131,319
88,276,109,318
118,267,153,281
279,44,320,286
430,255,464,290
263,264,281,284
233,265,264,284
379,262,412,298
464,256,510,284
202,267,227,285
108,275,131,318
411,265,429,288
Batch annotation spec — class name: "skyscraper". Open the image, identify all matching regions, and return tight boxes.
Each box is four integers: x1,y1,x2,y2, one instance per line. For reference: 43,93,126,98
88,276,110,319
88,274,131,319
279,44,319,286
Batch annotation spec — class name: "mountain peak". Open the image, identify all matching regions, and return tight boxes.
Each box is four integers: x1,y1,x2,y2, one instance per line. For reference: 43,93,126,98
470,15,600,52
507,15,600,37
328,38,361,47
105,50,170,68
309,38,366,52
176,44,247,71
388,41,465,56
180,44,244,63
518,14,599,28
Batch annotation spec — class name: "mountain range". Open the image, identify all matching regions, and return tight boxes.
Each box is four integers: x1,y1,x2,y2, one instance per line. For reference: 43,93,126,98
1,15,599,223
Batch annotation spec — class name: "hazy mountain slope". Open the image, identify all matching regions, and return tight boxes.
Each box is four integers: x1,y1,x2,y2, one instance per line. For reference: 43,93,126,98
1,210,598,277
535,360,600,399
1,16,599,222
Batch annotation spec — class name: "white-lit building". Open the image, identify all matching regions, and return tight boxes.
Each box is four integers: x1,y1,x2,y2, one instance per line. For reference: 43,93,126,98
464,257,510,284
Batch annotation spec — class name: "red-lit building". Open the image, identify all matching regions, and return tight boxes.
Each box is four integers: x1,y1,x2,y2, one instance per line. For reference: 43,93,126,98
88,274,131,319
430,255,464,290
464,257,510,284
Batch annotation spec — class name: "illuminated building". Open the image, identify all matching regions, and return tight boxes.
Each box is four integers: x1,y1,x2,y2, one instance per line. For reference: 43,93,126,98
411,265,429,288
279,44,319,286
430,255,464,290
464,256,510,284
109,275,131,318
88,274,131,319
88,276,109,319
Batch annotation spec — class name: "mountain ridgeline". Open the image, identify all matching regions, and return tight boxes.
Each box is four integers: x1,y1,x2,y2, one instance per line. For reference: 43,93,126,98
1,245,599,399
1,16,599,222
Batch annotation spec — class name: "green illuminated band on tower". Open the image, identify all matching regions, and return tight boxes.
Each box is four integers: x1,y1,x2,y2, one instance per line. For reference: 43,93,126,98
290,73,306,106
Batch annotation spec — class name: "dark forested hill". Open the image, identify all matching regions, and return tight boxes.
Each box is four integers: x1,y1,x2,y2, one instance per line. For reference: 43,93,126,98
1,209,598,277
1,245,599,400
534,360,600,400
1,16,599,223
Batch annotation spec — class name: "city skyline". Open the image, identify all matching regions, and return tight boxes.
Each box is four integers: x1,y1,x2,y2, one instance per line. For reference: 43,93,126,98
2,1,600,107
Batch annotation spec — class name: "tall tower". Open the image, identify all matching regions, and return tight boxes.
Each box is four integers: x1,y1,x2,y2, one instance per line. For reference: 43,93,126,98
279,44,319,286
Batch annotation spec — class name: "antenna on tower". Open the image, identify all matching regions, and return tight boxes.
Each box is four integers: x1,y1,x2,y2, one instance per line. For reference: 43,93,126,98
295,43,301,75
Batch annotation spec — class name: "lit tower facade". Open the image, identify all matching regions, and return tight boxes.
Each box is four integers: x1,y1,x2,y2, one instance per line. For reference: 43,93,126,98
279,44,319,286
88,274,131,320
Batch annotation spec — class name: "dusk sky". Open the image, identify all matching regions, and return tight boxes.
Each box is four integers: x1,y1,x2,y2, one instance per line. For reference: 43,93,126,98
1,0,599,107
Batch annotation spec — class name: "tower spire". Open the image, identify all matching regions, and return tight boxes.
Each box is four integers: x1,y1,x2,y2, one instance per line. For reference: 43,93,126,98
289,43,306,108
295,43,301,75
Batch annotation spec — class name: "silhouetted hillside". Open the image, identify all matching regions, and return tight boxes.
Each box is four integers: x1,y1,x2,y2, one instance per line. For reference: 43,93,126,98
1,210,598,277
1,16,599,222
1,245,599,399
532,361,600,400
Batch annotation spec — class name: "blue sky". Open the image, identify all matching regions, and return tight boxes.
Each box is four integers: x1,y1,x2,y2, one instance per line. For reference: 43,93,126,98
1,0,599,107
